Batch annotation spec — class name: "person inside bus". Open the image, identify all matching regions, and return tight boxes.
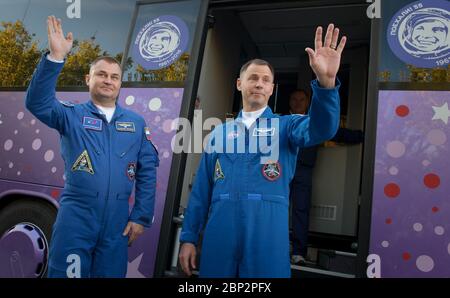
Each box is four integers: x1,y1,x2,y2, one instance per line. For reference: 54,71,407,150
25,16,159,278
179,23,347,277
288,89,364,265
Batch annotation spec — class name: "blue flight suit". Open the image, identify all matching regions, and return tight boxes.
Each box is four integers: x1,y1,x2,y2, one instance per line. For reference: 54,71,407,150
290,128,364,258
25,55,159,277
290,146,318,258
180,79,340,278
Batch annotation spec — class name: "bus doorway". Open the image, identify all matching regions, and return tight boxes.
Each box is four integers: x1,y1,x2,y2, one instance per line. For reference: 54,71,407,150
175,0,371,277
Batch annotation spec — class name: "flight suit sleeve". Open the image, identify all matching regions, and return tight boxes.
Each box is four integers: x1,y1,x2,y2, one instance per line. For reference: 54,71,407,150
129,123,159,228
25,54,70,134
179,133,216,245
287,79,341,148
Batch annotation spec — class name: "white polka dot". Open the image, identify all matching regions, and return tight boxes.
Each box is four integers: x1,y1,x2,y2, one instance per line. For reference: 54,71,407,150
0,120,3,125
51,167,57,173
154,116,161,123
163,151,170,158
125,95,135,106
381,241,389,248
44,150,54,162
62,174,66,181
162,119,175,133
19,148,24,154
447,243,450,255
17,171,21,176
0,168,2,172
434,226,445,235
416,255,434,272
388,166,398,175
4,139,13,151
32,139,42,150
422,160,431,167
14,130,18,135
148,97,162,111
386,141,405,158
17,111,24,120
8,162,13,169
427,129,446,146
30,119,36,125
413,223,423,232
35,129,40,134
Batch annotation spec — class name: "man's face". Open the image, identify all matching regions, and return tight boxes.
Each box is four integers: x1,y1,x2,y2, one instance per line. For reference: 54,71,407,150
147,30,171,56
237,64,274,111
86,60,122,104
289,91,310,115
412,19,447,51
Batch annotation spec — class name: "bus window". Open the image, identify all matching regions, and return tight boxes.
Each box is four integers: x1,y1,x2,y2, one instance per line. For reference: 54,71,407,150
0,0,136,87
123,0,201,84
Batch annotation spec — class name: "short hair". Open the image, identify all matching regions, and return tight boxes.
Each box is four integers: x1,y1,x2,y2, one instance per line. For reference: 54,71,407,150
89,56,122,72
239,59,275,79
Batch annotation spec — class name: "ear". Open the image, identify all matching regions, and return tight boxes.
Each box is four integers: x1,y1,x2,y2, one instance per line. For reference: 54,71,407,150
85,74,90,86
268,83,274,96
236,78,242,91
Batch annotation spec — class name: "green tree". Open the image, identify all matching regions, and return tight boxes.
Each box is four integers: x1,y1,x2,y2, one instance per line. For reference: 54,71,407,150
58,41,133,86
0,21,41,87
58,39,106,86
136,53,190,82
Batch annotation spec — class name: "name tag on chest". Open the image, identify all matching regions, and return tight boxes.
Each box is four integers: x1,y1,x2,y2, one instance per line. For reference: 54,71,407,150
116,122,136,132
83,117,102,131
252,128,275,137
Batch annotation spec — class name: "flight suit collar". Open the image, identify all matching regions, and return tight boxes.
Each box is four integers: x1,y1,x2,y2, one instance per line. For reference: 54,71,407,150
236,106,274,121
85,100,125,122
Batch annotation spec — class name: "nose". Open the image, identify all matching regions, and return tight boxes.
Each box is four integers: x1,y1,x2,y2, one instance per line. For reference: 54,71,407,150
104,76,112,84
255,79,264,88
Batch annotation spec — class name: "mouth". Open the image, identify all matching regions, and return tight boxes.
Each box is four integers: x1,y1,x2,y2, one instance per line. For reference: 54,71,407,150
416,37,438,45
150,45,163,51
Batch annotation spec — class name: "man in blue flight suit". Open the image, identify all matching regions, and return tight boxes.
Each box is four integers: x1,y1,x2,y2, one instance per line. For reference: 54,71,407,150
288,89,364,265
25,16,159,277
179,24,347,277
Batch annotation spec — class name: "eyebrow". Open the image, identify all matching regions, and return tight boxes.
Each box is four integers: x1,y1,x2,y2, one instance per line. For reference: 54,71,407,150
96,70,120,76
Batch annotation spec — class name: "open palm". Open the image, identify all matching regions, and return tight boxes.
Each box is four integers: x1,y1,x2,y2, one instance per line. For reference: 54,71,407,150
47,16,73,60
306,24,347,88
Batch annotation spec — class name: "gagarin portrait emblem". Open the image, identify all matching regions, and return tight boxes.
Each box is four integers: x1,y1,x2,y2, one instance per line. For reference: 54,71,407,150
387,0,449,68
133,15,189,70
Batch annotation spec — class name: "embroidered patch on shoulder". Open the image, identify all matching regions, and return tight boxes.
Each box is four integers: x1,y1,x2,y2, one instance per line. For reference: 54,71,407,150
71,150,94,174
214,159,225,182
59,100,75,107
262,161,281,181
127,162,137,181
116,121,136,132
144,127,152,141
83,117,102,131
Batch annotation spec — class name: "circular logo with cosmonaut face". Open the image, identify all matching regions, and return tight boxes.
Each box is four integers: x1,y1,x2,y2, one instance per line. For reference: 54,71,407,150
387,0,449,68
133,15,189,70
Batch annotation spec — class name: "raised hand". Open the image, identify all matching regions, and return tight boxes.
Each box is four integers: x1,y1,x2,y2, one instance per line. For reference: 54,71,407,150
47,15,73,61
305,24,347,88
